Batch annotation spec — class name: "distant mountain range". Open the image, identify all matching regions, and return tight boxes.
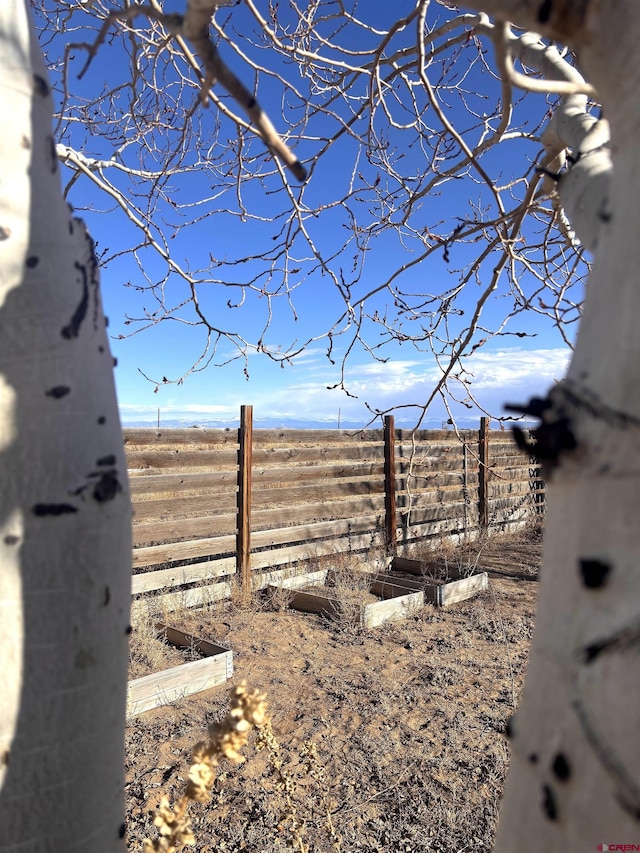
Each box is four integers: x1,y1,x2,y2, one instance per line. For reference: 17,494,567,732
120,415,470,430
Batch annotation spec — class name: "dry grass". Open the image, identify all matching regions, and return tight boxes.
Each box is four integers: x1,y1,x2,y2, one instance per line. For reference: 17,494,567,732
128,601,188,681
404,514,542,582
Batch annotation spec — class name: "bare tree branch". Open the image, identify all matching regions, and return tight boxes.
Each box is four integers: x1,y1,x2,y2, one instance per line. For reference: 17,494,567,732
31,0,600,413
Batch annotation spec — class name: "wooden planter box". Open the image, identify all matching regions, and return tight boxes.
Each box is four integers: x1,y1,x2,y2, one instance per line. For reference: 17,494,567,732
390,557,489,606
267,570,424,629
127,624,233,717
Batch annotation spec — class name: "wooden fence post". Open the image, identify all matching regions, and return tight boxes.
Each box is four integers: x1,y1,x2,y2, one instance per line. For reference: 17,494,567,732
237,404,253,590
384,415,397,550
478,417,490,530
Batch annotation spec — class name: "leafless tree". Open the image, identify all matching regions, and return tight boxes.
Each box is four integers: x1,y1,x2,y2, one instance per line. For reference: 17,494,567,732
32,0,594,422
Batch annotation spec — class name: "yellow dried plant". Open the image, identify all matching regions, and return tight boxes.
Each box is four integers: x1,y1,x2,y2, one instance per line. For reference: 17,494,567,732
143,682,268,852
142,680,339,853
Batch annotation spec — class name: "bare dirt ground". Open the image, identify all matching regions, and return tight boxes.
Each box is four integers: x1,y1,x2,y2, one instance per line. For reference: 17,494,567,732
125,528,541,852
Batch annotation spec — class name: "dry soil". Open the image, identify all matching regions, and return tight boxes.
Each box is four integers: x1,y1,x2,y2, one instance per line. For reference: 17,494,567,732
125,528,541,853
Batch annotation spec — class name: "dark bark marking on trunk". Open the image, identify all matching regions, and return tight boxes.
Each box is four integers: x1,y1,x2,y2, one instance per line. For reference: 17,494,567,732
125,625,133,635
97,454,116,467
97,416,106,424
45,385,70,399
512,415,576,478
552,753,571,781
61,261,89,339
33,74,50,97
579,558,611,588
582,640,605,664
583,637,608,664
506,386,593,477
542,784,558,821
580,620,640,664
118,823,126,839
32,503,77,516
571,695,640,815
26,256,39,268
76,226,100,329
47,135,57,173
4,535,20,546
0,226,11,240
93,470,122,502
103,586,111,606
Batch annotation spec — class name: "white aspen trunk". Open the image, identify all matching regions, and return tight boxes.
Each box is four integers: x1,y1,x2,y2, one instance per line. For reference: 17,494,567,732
463,1,640,849
0,3,132,851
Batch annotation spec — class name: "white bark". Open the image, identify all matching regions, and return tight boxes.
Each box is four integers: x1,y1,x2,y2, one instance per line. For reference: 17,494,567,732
461,0,640,848
0,2,131,850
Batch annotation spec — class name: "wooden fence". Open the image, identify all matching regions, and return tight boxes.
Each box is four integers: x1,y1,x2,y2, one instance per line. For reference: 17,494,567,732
126,408,544,610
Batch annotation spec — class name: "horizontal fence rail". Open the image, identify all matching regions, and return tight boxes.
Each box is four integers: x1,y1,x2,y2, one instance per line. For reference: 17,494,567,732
125,408,544,610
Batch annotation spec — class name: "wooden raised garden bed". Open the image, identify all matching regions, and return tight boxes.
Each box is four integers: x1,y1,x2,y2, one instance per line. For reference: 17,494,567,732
267,569,424,629
127,624,233,717
391,557,489,606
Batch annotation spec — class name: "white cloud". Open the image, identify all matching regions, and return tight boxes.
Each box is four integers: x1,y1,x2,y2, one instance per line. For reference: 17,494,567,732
248,345,571,424
119,345,572,427
456,348,570,390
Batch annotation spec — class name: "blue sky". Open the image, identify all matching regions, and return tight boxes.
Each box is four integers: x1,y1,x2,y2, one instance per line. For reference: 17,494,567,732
35,1,586,428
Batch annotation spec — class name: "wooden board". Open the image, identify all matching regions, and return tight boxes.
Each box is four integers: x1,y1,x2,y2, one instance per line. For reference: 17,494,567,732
129,470,238,494
124,426,478,445
370,575,425,595
266,572,424,629
132,513,237,547
131,580,233,615
426,572,488,606
252,444,385,466
395,429,477,442
276,589,344,620
130,480,383,522
132,534,237,568
391,556,478,579
393,556,434,575
250,531,387,579
126,628,233,717
251,514,384,548
131,559,235,595
269,569,330,590
388,559,489,606
251,461,384,486
362,591,424,629
396,507,468,529
124,428,239,447
132,492,238,519
157,624,227,658
127,449,238,471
